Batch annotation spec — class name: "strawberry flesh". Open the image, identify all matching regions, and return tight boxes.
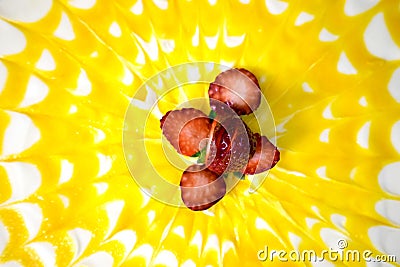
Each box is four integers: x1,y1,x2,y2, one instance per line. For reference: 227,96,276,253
206,117,257,175
209,68,261,115
180,165,226,211
160,108,211,156
245,134,280,174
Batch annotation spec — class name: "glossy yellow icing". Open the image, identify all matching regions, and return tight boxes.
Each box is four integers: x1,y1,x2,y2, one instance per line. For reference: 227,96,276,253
0,0,399,266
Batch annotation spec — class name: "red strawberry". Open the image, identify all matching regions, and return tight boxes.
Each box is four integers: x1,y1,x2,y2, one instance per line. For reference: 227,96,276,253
160,108,211,156
209,68,261,115
245,134,280,174
206,117,257,175
180,165,226,211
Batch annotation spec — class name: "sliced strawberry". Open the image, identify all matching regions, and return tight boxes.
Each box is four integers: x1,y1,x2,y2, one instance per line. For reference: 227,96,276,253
180,165,226,211
206,117,256,175
160,108,211,156
245,134,280,174
209,68,261,115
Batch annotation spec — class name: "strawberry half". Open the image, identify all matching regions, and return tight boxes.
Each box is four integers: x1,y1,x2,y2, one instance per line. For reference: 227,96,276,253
160,108,211,156
245,134,280,174
209,68,261,115
180,165,226,211
206,117,257,175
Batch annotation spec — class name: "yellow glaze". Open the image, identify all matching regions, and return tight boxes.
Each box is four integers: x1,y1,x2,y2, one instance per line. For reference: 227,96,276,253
0,0,400,266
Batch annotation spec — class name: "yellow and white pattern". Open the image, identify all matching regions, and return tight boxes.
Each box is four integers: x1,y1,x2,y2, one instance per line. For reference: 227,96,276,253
1,0,400,266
